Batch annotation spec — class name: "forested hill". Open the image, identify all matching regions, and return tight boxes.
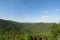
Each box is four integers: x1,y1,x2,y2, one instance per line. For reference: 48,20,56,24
0,19,54,34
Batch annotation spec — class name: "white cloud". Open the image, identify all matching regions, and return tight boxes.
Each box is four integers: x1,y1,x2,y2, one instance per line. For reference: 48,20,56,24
43,11,48,13
41,16,48,19
56,9,59,11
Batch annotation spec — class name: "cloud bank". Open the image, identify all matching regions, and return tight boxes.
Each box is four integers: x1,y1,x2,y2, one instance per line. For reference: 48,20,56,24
2,16,60,23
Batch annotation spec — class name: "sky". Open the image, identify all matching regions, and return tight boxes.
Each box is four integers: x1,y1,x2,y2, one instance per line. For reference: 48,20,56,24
0,0,60,23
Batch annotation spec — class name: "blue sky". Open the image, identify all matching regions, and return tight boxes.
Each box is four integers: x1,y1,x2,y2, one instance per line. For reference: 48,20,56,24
0,0,60,23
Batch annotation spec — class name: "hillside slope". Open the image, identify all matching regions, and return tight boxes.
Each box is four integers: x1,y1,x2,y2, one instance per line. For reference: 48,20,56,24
0,19,54,34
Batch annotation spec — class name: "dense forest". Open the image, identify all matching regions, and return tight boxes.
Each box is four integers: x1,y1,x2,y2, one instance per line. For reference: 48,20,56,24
0,19,60,40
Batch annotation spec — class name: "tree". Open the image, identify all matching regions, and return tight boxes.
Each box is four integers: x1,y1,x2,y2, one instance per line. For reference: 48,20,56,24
25,33,33,40
51,23,58,40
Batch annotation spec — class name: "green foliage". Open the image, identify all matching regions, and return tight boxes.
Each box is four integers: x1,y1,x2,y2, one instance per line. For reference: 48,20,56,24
0,19,60,40
24,33,33,40
50,23,60,40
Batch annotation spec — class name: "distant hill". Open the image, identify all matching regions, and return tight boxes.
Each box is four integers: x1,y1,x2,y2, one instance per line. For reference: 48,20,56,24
0,19,54,34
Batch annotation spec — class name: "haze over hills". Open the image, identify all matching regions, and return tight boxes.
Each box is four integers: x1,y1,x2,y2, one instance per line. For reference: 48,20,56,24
0,19,55,34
